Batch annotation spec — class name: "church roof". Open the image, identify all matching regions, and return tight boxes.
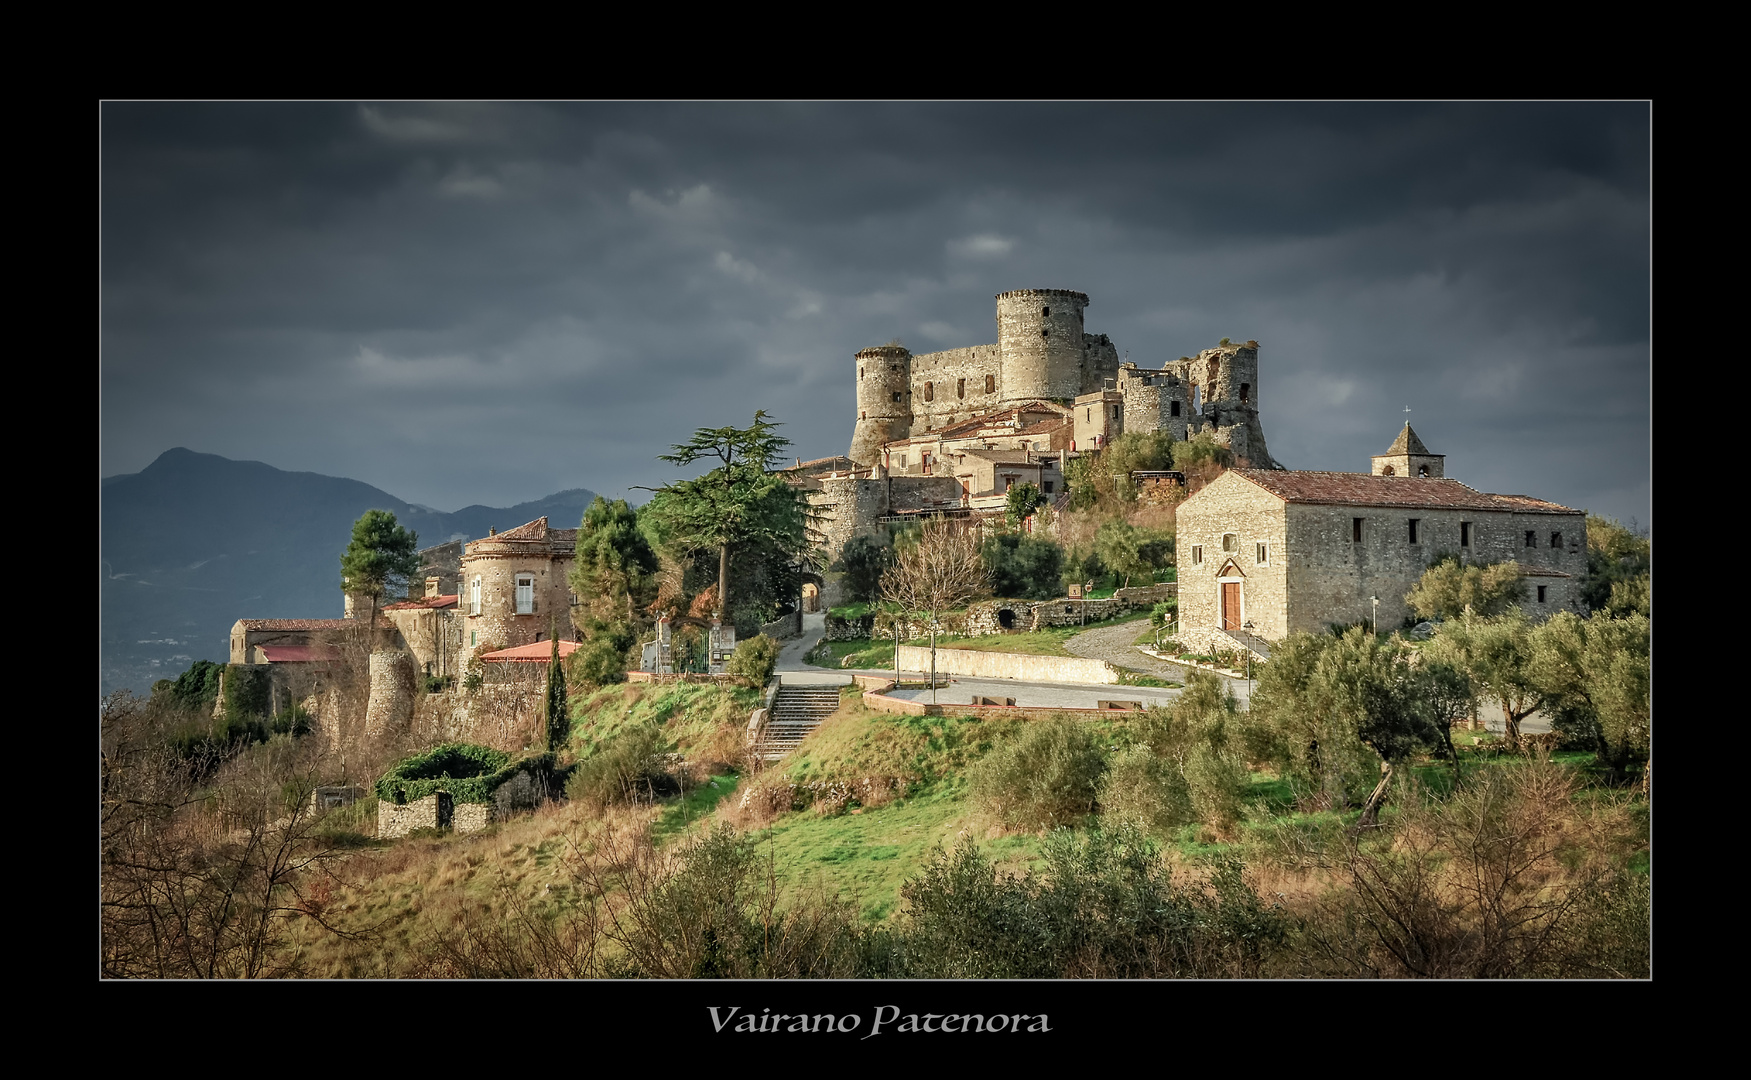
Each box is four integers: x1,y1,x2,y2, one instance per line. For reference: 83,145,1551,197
1230,470,1581,515
1383,424,1436,456
468,518,577,548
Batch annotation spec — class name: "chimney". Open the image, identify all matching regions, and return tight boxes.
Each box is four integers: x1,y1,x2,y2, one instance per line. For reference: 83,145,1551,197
488,526,497,536
425,576,440,599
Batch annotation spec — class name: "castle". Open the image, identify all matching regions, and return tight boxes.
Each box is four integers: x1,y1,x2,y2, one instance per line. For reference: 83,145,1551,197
808,287,1282,564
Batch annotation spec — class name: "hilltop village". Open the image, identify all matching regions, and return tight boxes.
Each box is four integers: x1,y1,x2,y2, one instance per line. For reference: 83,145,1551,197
111,286,1650,981
219,285,1590,772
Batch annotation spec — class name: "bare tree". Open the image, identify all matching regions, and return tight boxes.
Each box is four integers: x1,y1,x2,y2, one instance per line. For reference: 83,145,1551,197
879,519,992,704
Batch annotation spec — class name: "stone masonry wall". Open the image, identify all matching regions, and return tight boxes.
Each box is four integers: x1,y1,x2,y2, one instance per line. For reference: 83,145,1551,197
896,645,1121,684
910,344,1002,433
1176,473,1290,640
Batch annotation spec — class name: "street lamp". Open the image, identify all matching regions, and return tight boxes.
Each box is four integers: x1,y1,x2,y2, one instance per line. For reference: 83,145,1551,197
1242,620,1255,697
1370,595,1379,637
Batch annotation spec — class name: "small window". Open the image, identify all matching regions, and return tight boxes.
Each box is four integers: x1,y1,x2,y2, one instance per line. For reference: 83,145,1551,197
1537,585,1548,603
1043,481,1054,494
1551,531,1562,549
1192,545,1204,565
1418,465,1431,477
1222,533,1238,553
1353,518,1364,543
859,367,864,378
1256,543,1268,565
923,382,934,402
957,378,966,399
1381,465,1396,476
1112,405,1120,419
1239,383,1250,403
1460,521,1471,548
1408,518,1420,544
471,629,478,647
516,574,535,615
470,576,481,616
1170,400,1181,417
1525,531,1537,549
1041,329,1049,339
985,374,995,394
891,392,902,403
1042,306,1050,317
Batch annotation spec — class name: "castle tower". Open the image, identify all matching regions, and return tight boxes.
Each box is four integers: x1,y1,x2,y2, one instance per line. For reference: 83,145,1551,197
1371,423,1445,478
850,344,912,466
996,289,1089,404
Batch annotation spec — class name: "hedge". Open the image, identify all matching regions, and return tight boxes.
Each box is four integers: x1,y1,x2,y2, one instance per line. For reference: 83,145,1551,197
375,742,560,806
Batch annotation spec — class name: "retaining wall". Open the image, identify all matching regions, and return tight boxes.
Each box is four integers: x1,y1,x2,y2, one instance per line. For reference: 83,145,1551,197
895,645,1121,684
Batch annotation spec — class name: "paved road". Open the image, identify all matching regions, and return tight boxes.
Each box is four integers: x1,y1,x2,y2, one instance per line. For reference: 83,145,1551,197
1062,619,1255,707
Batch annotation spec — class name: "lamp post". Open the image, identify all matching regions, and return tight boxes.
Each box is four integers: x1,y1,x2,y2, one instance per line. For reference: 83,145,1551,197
1370,596,1379,637
1242,620,1256,698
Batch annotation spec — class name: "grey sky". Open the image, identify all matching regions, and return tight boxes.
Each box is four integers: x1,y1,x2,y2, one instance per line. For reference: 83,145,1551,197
100,102,1650,526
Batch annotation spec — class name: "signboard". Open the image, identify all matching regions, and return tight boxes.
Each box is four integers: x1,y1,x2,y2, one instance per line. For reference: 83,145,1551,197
1068,583,1083,599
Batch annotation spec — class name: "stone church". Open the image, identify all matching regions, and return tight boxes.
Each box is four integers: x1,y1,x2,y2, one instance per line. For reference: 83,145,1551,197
1174,424,1587,657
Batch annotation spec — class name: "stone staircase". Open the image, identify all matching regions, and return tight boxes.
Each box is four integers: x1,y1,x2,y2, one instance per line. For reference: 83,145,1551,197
751,685,841,761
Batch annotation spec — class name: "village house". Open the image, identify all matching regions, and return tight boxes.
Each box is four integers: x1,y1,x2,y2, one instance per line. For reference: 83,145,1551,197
1174,424,1587,656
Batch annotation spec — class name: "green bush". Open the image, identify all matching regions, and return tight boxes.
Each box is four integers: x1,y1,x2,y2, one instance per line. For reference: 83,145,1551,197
981,532,1066,600
566,724,678,807
970,715,1107,830
726,634,779,684
1100,748,1193,834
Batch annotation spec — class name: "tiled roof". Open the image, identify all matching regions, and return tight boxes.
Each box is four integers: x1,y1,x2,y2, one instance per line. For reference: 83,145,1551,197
1384,424,1434,456
480,640,581,662
490,517,550,541
236,618,388,630
1232,471,1581,514
383,595,459,611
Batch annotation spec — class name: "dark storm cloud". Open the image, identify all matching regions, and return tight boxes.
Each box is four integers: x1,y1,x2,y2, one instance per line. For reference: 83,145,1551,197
100,102,1649,526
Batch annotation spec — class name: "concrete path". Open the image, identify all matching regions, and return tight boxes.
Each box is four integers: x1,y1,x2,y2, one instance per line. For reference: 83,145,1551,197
1063,620,1255,707
775,611,852,686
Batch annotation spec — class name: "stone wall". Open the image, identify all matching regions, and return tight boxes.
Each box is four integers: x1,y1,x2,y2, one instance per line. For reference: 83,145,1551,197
824,613,876,641
996,288,1091,403
378,792,495,838
852,344,915,465
1117,367,1190,443
364,650,417,738
378,793,443,838
1176,472,1291,640
896,645,1121,684
1114,583,1177,604
760,610,803,641
909,343,1003,433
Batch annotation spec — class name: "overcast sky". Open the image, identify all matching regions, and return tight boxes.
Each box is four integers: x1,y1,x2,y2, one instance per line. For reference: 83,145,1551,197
100,102,1651,527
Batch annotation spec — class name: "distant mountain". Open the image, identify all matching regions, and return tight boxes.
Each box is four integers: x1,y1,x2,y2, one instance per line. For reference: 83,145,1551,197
100,448,599,696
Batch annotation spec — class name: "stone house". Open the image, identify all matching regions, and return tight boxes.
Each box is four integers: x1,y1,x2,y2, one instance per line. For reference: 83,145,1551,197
457,517,579,658
1174,425,1586,655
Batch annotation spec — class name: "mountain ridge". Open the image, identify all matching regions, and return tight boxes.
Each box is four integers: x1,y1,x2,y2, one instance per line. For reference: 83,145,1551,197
100,448,601,696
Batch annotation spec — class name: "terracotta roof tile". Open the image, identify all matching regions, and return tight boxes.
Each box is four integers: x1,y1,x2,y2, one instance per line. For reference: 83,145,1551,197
489,517,550,541
236,618,389,630
383,595,460,610
1232,470,1580,514
480,640,581,662
257,645,343,663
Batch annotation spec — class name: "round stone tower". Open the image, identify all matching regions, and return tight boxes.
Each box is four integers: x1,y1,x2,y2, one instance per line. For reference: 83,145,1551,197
996,288,1089,404
850,344,912,466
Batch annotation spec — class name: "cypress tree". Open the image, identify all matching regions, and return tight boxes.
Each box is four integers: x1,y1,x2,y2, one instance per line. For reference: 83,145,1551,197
544,621,569,754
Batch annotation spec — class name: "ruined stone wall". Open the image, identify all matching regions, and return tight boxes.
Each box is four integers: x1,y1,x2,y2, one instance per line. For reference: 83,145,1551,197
1117,368,1190,442
410,665,546,752
378,794,442,838
1080,333,1121,394
909,344,1002,434
385,608,463,681
364,650,417,739
887,475,965,509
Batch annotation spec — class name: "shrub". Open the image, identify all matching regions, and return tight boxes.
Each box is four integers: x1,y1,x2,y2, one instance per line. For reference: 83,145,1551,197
726,634,779,684
981,532,1066,600
566,724,677,807
834,535,895,604
1100,748,1192,834
970,715,1108,830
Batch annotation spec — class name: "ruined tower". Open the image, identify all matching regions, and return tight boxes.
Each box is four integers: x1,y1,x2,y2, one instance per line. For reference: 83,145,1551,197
850,344,913,466
995,288,1090,404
